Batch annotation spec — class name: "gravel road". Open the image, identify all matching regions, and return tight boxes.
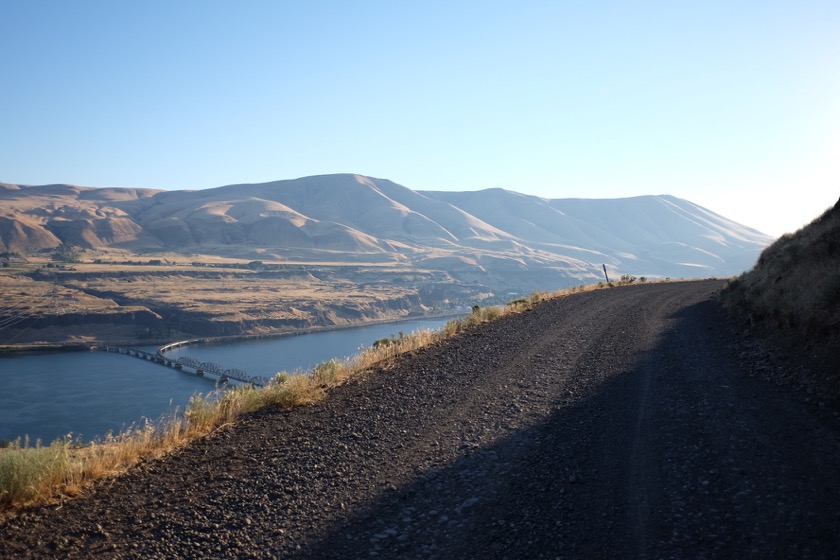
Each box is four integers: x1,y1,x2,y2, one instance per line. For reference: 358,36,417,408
2,280,839,559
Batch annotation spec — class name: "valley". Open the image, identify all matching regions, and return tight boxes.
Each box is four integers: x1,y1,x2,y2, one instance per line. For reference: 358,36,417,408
0,173,774,347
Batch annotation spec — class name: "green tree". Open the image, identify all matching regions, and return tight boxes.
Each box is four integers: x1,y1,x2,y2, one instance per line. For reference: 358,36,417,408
51,244,82,263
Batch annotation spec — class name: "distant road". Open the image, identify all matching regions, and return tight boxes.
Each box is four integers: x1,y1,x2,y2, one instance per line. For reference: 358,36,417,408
3,280,839,559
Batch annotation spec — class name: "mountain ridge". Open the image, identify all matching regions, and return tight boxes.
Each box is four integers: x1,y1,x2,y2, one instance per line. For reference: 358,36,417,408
0,173,772,289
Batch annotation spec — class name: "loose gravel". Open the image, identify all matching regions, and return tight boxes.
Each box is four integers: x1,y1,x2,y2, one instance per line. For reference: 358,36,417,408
2,280,839,559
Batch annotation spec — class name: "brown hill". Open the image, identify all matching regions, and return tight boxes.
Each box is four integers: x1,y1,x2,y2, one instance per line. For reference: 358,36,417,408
721,196,840,403
723,197,840,343
0,174,772,289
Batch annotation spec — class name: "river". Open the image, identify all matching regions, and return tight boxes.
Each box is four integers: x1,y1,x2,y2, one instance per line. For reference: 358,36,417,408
0,318,450,444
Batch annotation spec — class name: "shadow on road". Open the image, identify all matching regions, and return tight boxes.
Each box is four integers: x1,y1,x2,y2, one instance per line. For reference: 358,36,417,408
297,299,840,559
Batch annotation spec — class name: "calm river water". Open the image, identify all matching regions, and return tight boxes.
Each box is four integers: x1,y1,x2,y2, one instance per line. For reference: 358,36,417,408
0,318,449,444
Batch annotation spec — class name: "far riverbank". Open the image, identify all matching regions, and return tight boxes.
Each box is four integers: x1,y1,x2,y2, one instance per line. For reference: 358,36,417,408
0,310,465,358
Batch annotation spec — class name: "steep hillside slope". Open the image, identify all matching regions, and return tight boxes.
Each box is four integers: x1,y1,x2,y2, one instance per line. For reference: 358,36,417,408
0,174,772,288
723,197,840,347
721,196,839,404
424,189,769,276
0,183,161,252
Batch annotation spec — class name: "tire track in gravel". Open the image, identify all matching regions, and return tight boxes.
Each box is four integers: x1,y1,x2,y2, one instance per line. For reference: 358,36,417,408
2,280,839,559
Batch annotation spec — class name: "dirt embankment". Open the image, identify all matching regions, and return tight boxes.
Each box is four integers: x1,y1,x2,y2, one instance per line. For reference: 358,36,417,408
2,281,839,559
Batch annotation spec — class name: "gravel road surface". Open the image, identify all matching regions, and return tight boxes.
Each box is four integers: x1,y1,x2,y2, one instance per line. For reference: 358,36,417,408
2,280,839,559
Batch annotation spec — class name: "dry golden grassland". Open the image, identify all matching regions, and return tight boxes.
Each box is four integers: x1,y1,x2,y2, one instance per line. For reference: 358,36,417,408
0,260,429,345
72,273,412,323
0,273,121,316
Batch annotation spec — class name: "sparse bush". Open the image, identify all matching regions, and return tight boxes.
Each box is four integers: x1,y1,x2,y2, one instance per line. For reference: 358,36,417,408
312,359,348,385
373,337,396,349
443,319,462,337
260,375,320,408
0,437,70,508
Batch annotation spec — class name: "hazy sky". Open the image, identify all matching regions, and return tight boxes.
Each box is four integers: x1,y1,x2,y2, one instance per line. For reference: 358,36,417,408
2,1,838,237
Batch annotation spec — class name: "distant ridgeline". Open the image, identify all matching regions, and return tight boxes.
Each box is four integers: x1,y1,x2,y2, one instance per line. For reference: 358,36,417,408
0,174,772,288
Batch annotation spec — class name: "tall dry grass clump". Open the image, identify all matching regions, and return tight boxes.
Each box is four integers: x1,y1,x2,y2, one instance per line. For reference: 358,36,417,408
0,374,324,511
0,437,70,508
0,279,631,512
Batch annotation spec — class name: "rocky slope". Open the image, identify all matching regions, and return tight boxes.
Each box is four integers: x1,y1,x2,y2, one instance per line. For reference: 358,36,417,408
2,281,838,559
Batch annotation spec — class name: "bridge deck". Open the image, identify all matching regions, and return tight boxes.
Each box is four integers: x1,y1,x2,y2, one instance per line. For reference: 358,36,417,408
92,345,268,387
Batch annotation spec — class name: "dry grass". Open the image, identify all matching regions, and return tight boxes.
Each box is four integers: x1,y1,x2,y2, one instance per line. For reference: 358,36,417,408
0,262,441,345
0,375,323,511
720,198,840,406
0,273,121,316
721,199,840,341
0,437,70,508
63,270,416,324
0,277,645,513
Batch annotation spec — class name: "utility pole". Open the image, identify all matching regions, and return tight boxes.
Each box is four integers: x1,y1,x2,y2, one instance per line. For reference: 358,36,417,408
602,264,610,283
50,272,65,315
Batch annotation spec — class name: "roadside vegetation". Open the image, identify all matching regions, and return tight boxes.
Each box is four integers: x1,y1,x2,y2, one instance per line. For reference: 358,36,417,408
721,197,840,400
0,277,647,513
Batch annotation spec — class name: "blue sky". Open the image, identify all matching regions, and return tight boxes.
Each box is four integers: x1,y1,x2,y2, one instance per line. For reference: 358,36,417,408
2,1,838,237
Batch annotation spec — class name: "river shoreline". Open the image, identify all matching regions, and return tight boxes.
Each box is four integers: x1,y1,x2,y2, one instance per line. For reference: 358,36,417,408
0,311,464,358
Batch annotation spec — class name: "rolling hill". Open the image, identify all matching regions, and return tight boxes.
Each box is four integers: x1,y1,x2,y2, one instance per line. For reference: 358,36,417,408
0,174,772,289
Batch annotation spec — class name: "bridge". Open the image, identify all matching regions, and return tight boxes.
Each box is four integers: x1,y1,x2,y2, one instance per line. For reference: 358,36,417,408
172,355,269,386
93,345,268,387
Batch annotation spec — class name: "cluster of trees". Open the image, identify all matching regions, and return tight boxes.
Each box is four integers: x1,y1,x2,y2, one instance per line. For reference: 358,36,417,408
51,244,83,263
1,251,24,267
